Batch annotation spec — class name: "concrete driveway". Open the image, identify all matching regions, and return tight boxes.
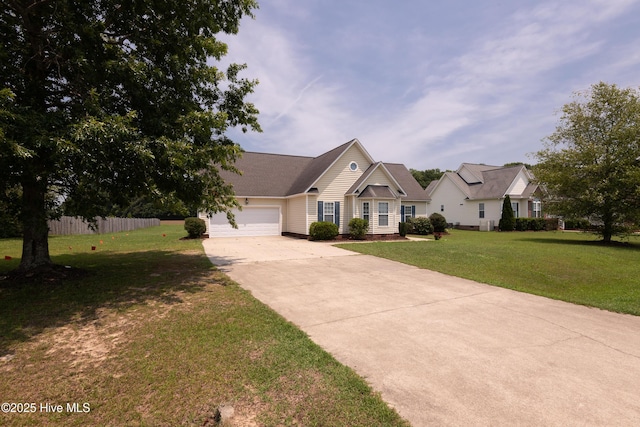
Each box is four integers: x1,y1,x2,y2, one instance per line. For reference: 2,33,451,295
203,236,640,426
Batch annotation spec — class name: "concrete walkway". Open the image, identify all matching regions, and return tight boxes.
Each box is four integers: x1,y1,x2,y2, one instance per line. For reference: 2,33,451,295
203,236,640,426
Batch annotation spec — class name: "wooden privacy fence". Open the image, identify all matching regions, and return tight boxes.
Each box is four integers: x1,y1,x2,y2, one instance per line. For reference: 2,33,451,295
48,216,161,235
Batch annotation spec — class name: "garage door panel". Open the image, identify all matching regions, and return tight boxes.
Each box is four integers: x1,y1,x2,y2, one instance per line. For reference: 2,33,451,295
210,207,280,237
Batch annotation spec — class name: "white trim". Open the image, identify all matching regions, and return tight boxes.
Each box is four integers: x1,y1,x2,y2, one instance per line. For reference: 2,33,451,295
378,201,389,227
305,194,309,233
323,201,335,223
362,201,370,222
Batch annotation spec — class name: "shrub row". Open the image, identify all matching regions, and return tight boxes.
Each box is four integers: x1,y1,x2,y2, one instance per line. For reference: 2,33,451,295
509,218,559,231
310,213,449,240
401,213,447,236
515,218,546,231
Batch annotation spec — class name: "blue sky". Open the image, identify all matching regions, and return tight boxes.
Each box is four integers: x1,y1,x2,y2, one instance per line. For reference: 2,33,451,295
220,0,640,171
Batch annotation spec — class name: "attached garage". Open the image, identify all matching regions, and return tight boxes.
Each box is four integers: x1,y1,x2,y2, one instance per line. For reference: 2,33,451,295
209,207,281,237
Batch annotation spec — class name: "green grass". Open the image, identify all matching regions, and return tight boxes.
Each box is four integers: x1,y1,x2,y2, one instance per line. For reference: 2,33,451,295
0,226,409,426
337,230,640,316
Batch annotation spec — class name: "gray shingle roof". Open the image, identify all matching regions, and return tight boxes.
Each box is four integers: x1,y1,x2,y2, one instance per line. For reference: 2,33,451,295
431,164,538,200
358,185,397,199
467,165,523,199
219,140,425,199
218,152,312,197
383,163,429,201
287,140,354,195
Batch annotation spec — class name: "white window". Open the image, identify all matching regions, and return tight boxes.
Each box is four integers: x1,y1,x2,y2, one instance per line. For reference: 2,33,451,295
533,200,542,218
378,202,389,226
349,161,358,171
362,202,370,222
324,202,334,223
403,205,414,222
479,203,485,219
511,202,519,218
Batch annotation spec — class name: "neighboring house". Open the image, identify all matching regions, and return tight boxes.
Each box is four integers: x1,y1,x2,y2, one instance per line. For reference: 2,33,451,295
426,163,542,230
199,139,428,238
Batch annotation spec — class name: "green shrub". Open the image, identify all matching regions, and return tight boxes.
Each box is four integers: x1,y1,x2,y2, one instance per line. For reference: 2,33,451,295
398,222,408,237
499,195,515,231
515,218,547,231
530,218,546,231
515,218,528,231
404,217,415,234
309,221,339,240
429,213,447,233
411,217,433,235
184,217,206,238
348,218,369,240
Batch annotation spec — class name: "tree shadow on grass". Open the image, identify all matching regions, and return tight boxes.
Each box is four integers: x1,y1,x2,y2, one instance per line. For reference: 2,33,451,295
0,250,222,356
515,236,640,251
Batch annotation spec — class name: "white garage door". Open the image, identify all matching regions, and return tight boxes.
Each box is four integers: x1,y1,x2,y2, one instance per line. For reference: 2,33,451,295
210,207,280,237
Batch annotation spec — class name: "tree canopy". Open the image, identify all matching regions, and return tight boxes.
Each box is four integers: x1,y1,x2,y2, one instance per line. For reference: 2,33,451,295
0,0,261,272
410,168,445,189
533,82,640,242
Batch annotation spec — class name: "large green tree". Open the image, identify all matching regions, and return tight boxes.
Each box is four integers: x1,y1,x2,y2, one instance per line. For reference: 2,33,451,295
0,0,260,273
534,82,640,243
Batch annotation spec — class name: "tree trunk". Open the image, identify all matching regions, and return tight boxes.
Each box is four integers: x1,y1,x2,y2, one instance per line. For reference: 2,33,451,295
18,178,52,272
602,210,613,244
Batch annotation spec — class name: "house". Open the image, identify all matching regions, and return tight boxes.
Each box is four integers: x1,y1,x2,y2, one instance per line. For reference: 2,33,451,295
199,139,429,238
426,163,542,230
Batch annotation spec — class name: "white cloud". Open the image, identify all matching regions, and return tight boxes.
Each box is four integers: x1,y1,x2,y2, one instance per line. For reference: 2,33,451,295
218,0,640,170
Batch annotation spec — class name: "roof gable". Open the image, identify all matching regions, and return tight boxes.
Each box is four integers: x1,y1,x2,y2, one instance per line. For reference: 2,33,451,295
428,171,473,199
345,161,427,200
218,139,424,200
424,180,438,200
346,162,397,193
295,138,375,194
429,164,536,201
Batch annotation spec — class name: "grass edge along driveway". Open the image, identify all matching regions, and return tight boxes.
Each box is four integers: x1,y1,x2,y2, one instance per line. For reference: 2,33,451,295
337,230,640,316
0,226,410,427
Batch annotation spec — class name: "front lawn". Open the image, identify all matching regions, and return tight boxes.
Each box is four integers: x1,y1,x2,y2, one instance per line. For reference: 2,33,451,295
0,226,409,426
337,230,640,316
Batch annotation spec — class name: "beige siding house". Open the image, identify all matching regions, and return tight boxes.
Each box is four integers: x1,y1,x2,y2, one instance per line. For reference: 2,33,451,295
426,163,542,230
200,139,428,238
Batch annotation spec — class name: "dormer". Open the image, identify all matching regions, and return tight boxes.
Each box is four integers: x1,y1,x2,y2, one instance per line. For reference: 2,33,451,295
457,164,485,184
